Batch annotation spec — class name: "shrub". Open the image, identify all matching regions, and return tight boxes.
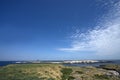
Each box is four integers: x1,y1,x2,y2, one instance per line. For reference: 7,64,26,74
61,68,73,80
68,76,75,80
94,74,109,79
75,71,83,74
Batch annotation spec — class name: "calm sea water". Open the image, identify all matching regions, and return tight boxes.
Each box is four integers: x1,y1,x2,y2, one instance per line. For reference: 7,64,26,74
0,60,120,67
0,61,17,66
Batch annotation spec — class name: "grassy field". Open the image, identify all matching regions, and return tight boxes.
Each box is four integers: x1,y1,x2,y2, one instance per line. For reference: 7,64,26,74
0,63,120,80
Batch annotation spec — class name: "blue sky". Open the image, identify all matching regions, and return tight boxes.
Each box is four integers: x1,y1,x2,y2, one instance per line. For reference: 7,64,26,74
0,0,120,60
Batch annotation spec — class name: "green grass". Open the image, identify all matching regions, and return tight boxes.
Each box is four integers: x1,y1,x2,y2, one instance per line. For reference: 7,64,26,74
0,64,120,80
61,68,73,80
0,64,63,80
100,64,120,73
75,71,84,74
93,74,109,79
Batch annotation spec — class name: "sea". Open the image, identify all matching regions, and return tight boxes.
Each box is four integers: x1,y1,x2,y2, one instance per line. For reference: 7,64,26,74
0,60,120,67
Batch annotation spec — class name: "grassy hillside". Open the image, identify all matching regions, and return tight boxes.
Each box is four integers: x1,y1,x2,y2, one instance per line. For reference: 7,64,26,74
0,64,120,80
100,64,120,74
0,64,63,80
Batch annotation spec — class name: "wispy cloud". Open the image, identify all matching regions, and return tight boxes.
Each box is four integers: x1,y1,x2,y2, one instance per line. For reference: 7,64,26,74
58,1,120,57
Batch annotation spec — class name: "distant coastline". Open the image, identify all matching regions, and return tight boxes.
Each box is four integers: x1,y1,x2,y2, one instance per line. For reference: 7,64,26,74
0,60,120,67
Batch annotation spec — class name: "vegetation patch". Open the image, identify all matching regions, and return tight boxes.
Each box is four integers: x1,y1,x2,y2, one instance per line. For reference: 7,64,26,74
61,68,73,80
75,71,83,74
0,64,62,80
68,76,75,80
0,64,120,80
93,74,109,79
100,64,120,73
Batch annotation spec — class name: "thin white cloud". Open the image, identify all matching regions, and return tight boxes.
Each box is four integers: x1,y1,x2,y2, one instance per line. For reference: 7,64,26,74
58,1,120,57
